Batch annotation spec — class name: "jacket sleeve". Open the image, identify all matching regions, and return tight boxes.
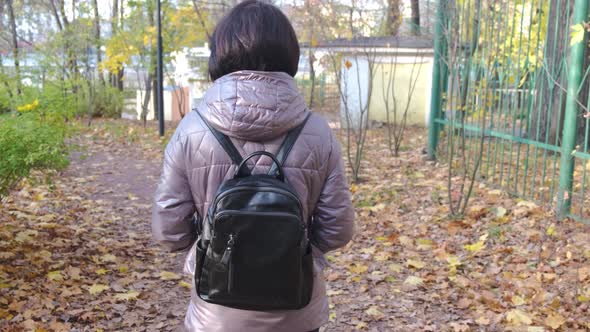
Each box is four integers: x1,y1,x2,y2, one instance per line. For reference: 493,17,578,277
311,131,355,253
152,133,196,252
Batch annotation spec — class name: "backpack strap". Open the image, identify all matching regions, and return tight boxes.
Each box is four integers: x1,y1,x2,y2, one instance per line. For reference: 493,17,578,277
268,112,312,176
196,110,245,167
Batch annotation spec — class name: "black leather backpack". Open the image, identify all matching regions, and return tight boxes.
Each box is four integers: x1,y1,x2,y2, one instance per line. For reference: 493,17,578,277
194,111,313,310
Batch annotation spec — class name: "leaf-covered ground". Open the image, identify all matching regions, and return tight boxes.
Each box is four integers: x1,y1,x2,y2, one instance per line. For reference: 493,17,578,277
0,119,589,331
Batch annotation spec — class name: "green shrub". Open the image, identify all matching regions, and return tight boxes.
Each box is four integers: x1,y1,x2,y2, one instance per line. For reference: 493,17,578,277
0,113,69,197
91,85,124,118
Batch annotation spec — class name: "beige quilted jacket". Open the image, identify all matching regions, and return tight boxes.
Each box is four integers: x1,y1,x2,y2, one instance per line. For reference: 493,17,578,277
152,71,355,332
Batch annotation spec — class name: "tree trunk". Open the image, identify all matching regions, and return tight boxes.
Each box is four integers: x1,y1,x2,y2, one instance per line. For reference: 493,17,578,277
578,34,590,146
411,0,420,35
141,74,153,126
385,0,402,36
92,0,105,84
148,0,159,120
7,0,21,95
0,2,13,99
109,0,124,90
305,0,316,107
530,0,572,146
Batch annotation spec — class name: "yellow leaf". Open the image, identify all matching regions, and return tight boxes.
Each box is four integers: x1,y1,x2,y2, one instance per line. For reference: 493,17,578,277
506,309,533,326
577,295,589,302
118,266,129,274
406,259,426,269
310,36,318,47
96,268,109,276
475,315,491,325
570,23,586,46
344,60,352,69
349,264,369,274
101,254,117,263
464,240,486,253
15,230,38,243
88,284,109,295
114,290,140,301
388,264,403,273
374,251,391,262
446,255,462,268
355,322,368,330
544,313,565,330
47,271,63,282
512,295,526,306
416,238,433,250
365,305,383,317
546,224,556,236
403,276,423,286
160,271,182,280
329,311,337,321
179,281,192,289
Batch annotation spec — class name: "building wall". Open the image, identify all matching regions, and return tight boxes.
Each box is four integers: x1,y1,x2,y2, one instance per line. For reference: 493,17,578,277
340,56,371,128
369,56,433,126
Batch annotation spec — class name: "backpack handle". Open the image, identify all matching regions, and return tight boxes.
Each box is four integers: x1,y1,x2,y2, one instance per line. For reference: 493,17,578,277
235,151,285,181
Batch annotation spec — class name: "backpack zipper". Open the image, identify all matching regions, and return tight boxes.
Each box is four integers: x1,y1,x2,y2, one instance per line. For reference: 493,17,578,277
220,234,236,293
212,186,303,216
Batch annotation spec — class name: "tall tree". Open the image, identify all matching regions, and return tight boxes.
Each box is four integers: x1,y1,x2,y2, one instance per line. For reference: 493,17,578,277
411,0,420,35
147,0,158,121
384,0,402,36
7,0,21,95
530,0,573,145
92,0,105,84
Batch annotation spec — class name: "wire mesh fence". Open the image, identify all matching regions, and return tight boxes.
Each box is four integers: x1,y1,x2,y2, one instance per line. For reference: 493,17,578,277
428,0,589,222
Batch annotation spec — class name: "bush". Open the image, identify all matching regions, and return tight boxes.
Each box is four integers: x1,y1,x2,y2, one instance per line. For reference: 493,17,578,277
0,86,13,115
91,85,124,118
0,113,69,197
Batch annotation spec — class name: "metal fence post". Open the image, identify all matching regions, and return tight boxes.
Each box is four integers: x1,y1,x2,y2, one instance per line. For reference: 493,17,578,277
557,0,589,218
428,0,447,160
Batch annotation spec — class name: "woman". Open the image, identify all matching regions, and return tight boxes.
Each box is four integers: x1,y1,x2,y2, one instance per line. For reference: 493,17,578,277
152,1,354,331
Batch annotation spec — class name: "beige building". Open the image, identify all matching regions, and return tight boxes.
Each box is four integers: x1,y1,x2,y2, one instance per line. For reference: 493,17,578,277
306,36,434,127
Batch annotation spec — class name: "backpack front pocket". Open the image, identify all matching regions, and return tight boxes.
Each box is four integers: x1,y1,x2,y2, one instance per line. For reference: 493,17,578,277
202,210,306,309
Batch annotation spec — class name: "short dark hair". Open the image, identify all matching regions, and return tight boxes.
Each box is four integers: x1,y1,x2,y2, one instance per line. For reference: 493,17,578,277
208,0,300,81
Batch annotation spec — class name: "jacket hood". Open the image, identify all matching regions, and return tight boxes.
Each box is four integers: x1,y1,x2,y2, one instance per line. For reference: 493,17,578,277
196,71,309,141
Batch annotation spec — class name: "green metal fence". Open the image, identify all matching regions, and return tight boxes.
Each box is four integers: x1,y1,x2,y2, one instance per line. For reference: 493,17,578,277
428,0,590,222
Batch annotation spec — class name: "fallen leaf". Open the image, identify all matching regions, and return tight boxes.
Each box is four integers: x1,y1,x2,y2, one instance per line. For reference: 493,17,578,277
546,224,556,237
159,271,182,280
101,254,117,263
349,263,369,274
406,259,426,269
475,315,491,325
47,271,63,282
506,309,533,326
179,281,192,289
403,276,423,286
88,284,109,295
388,264,403,273
464,240,486,253
113,290,140,301
544,312,565,330
365,305,383,318
511,295,526,306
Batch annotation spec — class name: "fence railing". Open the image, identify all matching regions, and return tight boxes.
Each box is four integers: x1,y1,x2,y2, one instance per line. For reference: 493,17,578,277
428,0,590,222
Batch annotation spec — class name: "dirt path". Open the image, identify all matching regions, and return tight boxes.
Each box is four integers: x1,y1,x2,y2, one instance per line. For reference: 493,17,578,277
1,120,589,332
0,127,190,331
63,134,190,331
